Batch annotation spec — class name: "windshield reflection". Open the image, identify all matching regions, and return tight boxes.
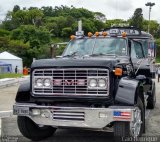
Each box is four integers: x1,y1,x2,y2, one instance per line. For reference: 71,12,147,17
63,38,127,57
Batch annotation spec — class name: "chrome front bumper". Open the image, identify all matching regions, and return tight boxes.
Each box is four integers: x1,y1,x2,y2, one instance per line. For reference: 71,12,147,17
13,103,137,129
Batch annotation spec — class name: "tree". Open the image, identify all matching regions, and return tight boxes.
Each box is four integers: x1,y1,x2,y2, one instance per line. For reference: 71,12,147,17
156,38,160,62
61,27,72,37
28,9,44,26
13,5,20,13
94,12,106,22
105,19,127,28
0,29,10,37
142,20,159,36
94,20,105,31
11,28,22,40
130,8,143,29
82,18,97,34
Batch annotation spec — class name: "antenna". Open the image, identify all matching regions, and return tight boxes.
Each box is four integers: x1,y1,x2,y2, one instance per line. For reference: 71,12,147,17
78,20,82,32
76,20,84,36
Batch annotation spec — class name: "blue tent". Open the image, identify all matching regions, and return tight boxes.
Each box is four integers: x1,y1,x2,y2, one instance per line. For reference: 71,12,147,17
0,61,12,73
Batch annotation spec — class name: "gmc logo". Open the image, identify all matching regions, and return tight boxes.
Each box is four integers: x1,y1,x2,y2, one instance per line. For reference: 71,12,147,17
64,80,77,86
53,79,85,86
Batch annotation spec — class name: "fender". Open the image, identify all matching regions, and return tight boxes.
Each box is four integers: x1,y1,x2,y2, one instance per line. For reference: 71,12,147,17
115,77,140,105
15,80,30,102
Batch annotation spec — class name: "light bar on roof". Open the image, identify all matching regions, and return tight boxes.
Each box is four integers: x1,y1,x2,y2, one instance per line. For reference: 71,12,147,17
107,28,140,36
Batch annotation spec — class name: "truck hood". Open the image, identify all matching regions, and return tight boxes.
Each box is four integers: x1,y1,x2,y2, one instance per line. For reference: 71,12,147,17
31,57,129,70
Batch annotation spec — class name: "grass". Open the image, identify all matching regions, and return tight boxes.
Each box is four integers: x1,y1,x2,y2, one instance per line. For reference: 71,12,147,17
156,56,160,63
0,73,23,79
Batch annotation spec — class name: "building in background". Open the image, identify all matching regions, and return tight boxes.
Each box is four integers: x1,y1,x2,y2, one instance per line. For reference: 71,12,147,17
0,51,23,73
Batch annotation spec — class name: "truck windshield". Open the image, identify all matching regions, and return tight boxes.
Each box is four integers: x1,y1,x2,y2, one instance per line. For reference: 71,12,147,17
63,38,127,57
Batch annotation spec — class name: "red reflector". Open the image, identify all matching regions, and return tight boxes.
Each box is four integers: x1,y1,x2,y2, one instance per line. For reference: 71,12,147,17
53,80,62,86
77,79,85,86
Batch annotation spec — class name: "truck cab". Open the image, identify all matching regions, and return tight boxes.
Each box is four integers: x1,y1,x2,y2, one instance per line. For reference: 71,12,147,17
13,27,156,141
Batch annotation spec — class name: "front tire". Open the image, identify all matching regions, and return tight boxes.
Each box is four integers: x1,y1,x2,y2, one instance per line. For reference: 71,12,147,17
114,97,144,141
17,116,56,141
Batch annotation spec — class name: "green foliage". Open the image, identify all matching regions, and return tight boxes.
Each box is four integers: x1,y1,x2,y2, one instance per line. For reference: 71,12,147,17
82,18,97,34
12,8,44,26
13,5,20,13
11,28,22,40
156,39,160,63
94,12,106,22
143,20,159,35
61,27,72,37
105,19,127,28
56,46,66,56
0,36,9,48
130,8,143,29
0,5,160,66
0,29,10,37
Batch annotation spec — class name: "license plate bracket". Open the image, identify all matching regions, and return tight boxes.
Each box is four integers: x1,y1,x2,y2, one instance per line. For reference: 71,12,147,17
13,106,29,116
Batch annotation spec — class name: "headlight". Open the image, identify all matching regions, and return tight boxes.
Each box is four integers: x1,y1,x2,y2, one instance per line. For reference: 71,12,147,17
98,79,106,88
44,78,51,87
35,78,43,87
88,77,108,89
88,79,97,87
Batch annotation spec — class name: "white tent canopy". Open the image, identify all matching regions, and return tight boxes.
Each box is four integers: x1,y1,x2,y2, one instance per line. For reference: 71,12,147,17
0,51,23,73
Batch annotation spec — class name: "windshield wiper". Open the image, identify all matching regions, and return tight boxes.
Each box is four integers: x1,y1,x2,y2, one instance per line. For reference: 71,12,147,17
89,53,116,56
62,51,78,58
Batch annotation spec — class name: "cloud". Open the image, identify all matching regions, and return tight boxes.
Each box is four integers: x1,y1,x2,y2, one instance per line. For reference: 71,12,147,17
106,0,133,11
0,0,159,22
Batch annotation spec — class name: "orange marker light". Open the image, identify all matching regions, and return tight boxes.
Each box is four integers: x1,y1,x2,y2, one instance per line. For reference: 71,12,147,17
122,32,127,38
115,68,123,76
95,32,99,37
102,32,107,37
70,35,75,40
88,32,93,37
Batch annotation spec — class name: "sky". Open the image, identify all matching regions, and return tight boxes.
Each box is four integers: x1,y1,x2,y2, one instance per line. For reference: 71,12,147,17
0,0,159,22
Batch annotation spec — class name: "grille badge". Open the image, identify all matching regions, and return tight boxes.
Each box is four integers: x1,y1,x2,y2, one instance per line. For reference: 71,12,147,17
53,79,85,86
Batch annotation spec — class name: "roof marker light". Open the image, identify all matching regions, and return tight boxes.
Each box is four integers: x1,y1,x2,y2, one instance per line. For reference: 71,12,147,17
88,32,93,37
95,32,99,37
122,32,127,38
70,35,75,40
102,32,107,37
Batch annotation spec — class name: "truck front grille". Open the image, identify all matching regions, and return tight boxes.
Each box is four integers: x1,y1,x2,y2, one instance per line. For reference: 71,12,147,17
32,68,109,96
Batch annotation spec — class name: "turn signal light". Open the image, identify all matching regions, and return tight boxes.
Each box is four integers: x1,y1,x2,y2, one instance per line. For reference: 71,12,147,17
122,32,127,38
115,68,123,76
95,32,99,37
70,35,75,40
88,32,93,37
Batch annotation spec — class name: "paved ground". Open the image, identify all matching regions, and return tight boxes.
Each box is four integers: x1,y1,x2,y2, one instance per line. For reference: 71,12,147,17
0,84,18,111
1,79,160,142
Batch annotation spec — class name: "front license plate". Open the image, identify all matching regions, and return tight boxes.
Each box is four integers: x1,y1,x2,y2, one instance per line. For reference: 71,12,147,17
14,106,29,115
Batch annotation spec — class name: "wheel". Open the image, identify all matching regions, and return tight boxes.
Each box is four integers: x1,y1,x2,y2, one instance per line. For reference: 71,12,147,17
147,82,156,109
114,97,144,141
17,116,56,141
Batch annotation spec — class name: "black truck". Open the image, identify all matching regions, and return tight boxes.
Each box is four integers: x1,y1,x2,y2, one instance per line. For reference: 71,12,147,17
13,27,156,141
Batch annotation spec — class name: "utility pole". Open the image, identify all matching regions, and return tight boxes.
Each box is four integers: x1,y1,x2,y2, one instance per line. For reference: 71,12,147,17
145,2,155,33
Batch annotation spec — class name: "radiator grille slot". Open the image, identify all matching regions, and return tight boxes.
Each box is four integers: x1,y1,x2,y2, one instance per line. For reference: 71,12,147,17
51,110,85,121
